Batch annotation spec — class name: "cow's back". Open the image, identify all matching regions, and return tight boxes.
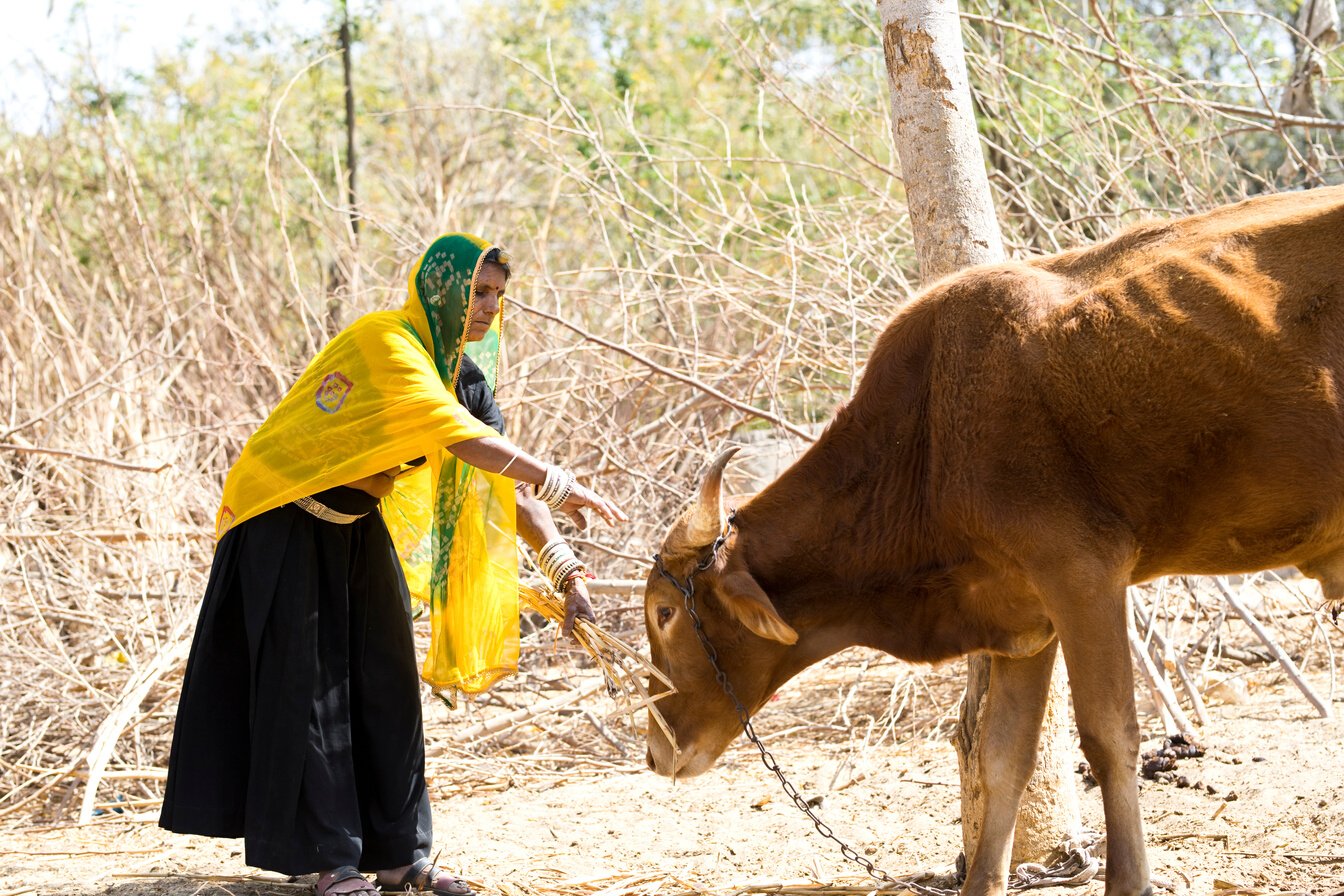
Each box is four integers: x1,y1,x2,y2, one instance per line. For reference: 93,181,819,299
905,187,1344,581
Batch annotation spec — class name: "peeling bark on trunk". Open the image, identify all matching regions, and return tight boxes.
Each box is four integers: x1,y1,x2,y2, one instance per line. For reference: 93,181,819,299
876,0,1080,869
877,0,1001,277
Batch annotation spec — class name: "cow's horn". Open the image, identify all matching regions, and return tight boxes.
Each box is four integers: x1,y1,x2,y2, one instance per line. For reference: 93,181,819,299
683,447,739,547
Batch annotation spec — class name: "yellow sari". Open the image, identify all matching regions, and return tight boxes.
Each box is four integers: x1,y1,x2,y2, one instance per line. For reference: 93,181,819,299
217,233,521,695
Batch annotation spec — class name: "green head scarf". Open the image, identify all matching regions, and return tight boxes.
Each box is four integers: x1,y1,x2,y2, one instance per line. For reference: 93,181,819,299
410,232,505,395
392,233,519,695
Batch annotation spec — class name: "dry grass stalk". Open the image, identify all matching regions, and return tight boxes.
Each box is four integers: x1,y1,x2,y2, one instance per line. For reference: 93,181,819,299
109,872,307,889
518,584,678,751
445,870,956,896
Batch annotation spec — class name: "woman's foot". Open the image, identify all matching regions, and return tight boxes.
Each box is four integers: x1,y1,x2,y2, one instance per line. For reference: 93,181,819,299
316,867,378,896
376,858,475,896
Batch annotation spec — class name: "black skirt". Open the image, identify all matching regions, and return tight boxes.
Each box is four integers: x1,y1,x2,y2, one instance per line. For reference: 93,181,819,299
160,487,431,875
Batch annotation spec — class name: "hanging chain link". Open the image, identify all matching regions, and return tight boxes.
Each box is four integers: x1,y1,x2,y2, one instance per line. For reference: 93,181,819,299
652,512,946,894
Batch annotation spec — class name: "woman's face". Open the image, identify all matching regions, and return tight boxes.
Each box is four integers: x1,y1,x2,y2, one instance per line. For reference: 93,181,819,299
467,262,507,342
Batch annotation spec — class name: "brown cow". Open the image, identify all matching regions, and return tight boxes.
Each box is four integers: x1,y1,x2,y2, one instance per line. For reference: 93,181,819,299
642,185,1344,896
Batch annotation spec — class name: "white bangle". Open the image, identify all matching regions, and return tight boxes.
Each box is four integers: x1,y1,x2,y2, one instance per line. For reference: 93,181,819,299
535,467,558,504
537,537,584,592
537,538,572,579
536,465,576,510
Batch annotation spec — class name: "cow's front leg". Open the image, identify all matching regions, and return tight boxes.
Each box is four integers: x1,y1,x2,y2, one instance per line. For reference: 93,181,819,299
960,641,1058,896
1054,589,1151,896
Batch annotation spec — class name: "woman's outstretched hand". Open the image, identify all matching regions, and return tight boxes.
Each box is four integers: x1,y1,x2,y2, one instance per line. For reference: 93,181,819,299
559,481,628,530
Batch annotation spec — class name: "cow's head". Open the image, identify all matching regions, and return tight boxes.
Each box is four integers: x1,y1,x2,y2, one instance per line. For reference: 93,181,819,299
644,448,799,778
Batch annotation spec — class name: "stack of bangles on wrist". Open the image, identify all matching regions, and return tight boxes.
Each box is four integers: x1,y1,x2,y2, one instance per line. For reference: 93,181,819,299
535,465,577,509
538,538,589,593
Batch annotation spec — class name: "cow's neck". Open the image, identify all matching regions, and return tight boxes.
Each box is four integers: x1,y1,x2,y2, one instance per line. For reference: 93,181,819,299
734,405,955,667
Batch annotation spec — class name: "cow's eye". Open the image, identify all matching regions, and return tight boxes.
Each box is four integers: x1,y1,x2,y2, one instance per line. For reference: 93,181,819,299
657,605,675,627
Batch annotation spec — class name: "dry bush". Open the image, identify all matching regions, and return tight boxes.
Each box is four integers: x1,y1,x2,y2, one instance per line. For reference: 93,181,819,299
1,0,1343,827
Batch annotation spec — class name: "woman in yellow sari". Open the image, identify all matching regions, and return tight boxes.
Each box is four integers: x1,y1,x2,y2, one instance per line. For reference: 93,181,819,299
160,235,625,896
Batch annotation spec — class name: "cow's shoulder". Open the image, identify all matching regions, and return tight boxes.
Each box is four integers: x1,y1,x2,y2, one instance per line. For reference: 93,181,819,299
902,262,1074,363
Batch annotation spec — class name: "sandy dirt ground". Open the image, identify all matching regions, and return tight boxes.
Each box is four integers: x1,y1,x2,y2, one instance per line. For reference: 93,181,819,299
2,643,1343,896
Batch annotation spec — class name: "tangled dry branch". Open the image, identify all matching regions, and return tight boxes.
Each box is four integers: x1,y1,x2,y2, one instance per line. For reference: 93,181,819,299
1,0,1342,828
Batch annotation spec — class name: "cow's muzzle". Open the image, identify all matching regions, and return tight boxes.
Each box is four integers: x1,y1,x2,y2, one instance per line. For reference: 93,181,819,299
646,732,719,779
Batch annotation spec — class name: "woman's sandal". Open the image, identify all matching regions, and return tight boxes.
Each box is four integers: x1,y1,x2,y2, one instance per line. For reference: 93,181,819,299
377,857,476,896
316,867,379,896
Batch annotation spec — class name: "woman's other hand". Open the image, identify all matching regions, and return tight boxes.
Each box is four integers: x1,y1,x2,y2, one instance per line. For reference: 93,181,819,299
559,481,628,529
561,578,597,639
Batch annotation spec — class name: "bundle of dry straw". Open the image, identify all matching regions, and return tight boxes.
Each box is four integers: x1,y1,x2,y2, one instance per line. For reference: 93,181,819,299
517,584,678,752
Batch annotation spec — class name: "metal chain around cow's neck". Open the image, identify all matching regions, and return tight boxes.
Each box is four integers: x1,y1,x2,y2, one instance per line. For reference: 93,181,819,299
652,513,932,893
651,517,1101,896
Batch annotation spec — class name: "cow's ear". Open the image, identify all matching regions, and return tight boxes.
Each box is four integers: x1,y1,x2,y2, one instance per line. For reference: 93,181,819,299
717,569,798,644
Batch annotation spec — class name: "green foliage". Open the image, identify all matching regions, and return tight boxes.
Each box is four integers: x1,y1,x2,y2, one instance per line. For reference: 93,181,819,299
5,0,1343,424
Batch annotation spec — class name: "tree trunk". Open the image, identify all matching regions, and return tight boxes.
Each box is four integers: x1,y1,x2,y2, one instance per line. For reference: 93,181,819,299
876,0,1081,870
955,654,1080,865
328,0,359,336
876,0,1000,277
1278,0,1340,119
339,2,358,237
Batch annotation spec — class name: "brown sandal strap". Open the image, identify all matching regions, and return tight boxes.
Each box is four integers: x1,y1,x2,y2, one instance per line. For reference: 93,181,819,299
416,862,474,896
317,867,377,896
378,858,474,896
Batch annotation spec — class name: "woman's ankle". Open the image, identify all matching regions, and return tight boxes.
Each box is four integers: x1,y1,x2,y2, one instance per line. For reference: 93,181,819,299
376,863,413,885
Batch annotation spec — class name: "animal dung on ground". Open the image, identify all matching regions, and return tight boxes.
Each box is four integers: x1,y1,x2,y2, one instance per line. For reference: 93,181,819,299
1141,734,1207,784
